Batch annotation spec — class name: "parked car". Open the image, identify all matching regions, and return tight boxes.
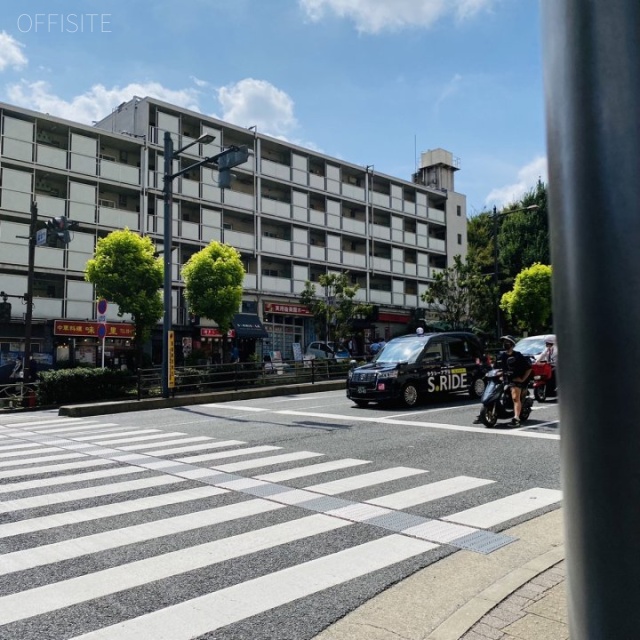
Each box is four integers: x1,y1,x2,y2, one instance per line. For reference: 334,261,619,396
306,341,351,361
346,330,489,408
514,334,556,361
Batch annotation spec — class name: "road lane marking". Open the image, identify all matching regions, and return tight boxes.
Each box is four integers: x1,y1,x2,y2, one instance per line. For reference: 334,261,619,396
0,514,352,626
176,445,281,463
0,486,224,539
213,450,324,472
367,476,495,510
304,467,427,495
0,474,183,513
254,458,371,482
67,535,437,640
443,487,563,528
278,410,560,440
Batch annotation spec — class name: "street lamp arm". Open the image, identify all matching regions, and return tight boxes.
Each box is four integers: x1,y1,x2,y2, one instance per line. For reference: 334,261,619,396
165,147,248,182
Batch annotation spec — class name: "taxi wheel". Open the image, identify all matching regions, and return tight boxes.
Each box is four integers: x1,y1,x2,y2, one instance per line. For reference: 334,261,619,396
469,376,486,399
402,383,419,407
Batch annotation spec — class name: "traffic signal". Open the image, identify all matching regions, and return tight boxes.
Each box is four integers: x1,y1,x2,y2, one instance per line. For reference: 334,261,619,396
217,145,249,189
46,216,73,247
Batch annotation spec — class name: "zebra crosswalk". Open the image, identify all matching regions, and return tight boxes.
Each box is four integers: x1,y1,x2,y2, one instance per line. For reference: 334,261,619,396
0,413,562,640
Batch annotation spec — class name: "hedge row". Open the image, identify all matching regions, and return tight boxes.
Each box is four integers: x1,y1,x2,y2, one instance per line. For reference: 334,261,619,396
37,368,137,405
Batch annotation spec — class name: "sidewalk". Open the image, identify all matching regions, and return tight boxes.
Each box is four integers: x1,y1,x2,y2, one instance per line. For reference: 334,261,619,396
314,509,567,640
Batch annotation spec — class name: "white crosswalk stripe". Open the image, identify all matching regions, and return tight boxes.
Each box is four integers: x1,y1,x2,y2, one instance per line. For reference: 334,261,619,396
443,487,563,528
0,416,562,639
68,535,437,640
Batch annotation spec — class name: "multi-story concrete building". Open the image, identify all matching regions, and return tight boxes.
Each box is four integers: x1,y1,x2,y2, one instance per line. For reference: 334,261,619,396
0,97,466,369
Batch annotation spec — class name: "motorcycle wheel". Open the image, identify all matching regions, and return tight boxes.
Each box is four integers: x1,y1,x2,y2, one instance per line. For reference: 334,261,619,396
469,376,486,399
480,405,498,428
521,399,533,422
534,385,547,402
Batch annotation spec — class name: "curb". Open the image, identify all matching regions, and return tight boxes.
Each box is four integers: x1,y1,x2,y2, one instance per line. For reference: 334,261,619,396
426,545,565,640
57,379,346,417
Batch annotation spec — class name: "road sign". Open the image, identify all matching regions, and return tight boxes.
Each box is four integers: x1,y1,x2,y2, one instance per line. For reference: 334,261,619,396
36,228,47,247
97,298,108,315
97,323,106,339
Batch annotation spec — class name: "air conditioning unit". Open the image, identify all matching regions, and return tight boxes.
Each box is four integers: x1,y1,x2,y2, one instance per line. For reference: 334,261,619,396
99,198,116,208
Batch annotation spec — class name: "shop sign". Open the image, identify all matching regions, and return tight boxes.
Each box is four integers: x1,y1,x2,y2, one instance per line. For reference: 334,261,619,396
200,328,236,338
264,302,312,316
54,320,135,338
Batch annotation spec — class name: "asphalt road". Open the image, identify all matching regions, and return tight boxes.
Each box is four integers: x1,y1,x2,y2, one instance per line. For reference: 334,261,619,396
0,390,560,640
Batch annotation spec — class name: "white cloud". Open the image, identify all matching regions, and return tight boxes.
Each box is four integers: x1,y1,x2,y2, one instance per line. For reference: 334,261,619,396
6,80,201,124
0,31,27,71
216,78,298,138
299,0,497,34
485,155,548,208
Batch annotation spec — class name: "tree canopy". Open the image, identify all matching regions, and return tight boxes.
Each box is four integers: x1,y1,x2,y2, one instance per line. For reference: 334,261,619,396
300,272,371,343
500,263,553,334
181,241,245,333
421,254,492,331
84,228,163,364
466,180,550,335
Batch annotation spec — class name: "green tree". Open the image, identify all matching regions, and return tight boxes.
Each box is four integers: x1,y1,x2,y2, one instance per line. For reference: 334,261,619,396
300,272,371,343
500,263,553,334
85,228,163,367
499,181,549,289
421,254,492,331
181,241,245,333
467,180,550,334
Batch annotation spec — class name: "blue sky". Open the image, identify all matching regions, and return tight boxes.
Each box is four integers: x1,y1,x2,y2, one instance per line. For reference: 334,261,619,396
0,0,546,215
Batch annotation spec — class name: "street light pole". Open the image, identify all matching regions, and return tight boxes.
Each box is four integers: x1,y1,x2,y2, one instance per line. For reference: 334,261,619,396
161,132,249,398
22,201,38,386
492,204,540,338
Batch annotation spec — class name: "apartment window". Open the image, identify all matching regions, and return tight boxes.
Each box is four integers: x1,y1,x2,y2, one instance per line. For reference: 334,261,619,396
457,233,462,245
456,205,462,217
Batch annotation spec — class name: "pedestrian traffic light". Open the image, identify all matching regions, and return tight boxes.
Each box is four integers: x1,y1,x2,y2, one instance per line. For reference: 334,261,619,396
46,216,69,247
45,216,78,247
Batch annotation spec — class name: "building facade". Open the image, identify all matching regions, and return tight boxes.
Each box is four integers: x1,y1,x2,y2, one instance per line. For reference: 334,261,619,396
0,97,467,368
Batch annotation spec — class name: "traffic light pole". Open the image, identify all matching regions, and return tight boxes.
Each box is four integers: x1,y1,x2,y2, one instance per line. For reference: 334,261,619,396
22,201,38,385
161,132,249,399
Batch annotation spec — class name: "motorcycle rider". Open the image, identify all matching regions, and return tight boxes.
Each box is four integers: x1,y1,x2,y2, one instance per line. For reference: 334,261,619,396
497,335,532,425
473,335,531,426
535,334,558,393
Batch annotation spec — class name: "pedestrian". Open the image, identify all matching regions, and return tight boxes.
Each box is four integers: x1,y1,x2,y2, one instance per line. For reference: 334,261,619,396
28,356,38,382
230,345,240,364
9,357,23,380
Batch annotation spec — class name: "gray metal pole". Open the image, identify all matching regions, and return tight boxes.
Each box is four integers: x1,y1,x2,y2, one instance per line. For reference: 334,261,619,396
162,131,174,398
22,201,38,387
541,1,640,637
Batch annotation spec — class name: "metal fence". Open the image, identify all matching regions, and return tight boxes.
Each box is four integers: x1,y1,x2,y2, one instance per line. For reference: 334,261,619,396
136,357,353,399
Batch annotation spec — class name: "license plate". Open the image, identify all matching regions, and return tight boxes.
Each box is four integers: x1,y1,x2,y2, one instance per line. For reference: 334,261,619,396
357,386,366,394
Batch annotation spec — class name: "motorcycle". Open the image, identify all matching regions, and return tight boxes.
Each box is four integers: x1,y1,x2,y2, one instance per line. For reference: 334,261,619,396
478,368,533,428
531,361,557,402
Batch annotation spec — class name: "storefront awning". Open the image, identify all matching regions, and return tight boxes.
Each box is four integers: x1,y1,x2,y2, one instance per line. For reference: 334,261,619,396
232,313,269,339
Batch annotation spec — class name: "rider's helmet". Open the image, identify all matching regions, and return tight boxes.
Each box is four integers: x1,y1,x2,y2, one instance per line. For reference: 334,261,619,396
544,335,556,345
500,335,516,347
416,327,424,335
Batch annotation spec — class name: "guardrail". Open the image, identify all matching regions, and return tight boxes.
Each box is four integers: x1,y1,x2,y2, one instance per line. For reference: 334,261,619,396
136,357,354,399
0,381,38,410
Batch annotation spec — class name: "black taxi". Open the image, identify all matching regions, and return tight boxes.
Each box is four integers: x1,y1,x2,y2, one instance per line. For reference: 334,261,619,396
346,330,489,408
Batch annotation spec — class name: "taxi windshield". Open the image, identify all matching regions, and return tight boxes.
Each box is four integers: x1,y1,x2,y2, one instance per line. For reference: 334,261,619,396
374,339,425,364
